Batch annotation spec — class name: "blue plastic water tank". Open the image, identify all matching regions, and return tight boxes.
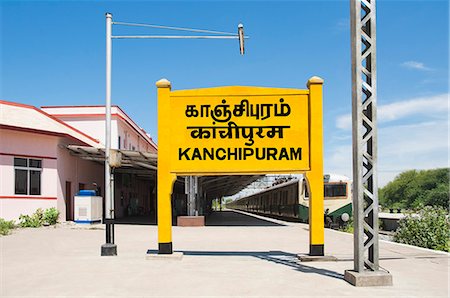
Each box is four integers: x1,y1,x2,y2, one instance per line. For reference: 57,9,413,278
78,190,96,196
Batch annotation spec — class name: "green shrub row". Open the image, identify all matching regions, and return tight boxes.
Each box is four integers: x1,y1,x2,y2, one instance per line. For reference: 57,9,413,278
19,207,60,227
394,206,449,252
339,206,449,252
0,207,60,236
19,208,45,228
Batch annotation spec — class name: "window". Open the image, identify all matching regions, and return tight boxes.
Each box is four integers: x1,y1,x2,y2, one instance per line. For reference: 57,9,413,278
303,181,310,200
324,183,347,198
14,157,42,195
118,136,121,149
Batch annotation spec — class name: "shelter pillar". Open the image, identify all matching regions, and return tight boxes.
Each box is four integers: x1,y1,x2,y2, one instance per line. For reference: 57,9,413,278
185,176,198,216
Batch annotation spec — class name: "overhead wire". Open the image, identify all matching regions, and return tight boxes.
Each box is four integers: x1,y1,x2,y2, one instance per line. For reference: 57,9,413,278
112,21,237,36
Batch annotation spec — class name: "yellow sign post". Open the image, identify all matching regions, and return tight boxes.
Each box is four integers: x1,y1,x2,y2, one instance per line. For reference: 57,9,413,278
156,77,324,255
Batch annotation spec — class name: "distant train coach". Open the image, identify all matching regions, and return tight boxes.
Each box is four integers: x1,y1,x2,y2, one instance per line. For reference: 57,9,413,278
227,174,352,226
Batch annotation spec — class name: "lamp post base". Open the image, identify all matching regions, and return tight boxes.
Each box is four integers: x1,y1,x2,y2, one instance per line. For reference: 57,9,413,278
344,270,393,287
101,243,117,256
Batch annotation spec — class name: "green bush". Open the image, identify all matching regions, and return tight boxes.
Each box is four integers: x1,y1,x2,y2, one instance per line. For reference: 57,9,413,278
43,207,59,225
340,217,354,233
19,208,60,228
394,206,449,252
19,208,44,228
0,218,16,235
339,217,382,234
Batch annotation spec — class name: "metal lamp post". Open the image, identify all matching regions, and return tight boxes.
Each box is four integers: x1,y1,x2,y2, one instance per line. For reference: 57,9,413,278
101,12,248,256
101,13,115,256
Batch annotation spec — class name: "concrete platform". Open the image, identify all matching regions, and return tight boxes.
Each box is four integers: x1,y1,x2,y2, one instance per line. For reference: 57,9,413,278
1,210,448,297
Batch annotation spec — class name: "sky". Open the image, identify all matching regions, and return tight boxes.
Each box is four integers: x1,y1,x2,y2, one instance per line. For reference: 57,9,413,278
1,0,449,187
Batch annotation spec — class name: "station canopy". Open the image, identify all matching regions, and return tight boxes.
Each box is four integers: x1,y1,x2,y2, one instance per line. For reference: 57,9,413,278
66,145,262,198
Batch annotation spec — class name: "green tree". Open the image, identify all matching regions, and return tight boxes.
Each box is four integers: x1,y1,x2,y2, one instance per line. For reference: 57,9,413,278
379,168,449,210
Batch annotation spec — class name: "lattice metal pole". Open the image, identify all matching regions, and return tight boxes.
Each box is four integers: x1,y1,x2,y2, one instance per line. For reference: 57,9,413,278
351,0,379,272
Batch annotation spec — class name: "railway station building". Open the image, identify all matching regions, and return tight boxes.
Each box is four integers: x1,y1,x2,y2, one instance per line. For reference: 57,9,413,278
0,100,158,221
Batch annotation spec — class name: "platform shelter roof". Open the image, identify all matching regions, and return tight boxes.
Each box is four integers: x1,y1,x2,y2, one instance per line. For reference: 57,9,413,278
66,145,261,198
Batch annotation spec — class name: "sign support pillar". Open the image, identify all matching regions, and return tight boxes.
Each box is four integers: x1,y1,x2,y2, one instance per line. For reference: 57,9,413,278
306,77,324,256
156,79,176,254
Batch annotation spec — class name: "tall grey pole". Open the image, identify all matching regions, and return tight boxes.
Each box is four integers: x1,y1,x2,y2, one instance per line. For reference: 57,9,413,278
345,0,391,286
105,12,112,222
101,12,117,256
351,0,379,272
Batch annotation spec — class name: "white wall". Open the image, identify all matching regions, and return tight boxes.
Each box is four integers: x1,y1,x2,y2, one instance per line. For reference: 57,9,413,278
42,106,156,152
0,129,58,220
56,144,104,221
0,128,103,221
60,118,108,146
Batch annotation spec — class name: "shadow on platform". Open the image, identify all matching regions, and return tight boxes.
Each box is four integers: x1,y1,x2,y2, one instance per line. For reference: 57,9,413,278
113,210,284,227
205,211,285,226
147,249,343,280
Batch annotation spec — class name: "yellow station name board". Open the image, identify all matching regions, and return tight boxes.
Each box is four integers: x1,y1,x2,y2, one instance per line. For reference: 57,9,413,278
155,77,324,255
167,87,311,174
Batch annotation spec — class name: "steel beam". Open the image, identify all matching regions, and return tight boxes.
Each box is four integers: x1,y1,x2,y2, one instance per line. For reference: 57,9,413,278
351,0,379,272
346,0,391,285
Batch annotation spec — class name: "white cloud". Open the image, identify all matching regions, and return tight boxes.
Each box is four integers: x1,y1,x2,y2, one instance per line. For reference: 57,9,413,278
336,93,449,130
326,119,449,187
378,120,449,186
401,61,433,71
324,144,352,179
335,18,349,31
379,121,448,156
336,114,352,130
381,94,448,122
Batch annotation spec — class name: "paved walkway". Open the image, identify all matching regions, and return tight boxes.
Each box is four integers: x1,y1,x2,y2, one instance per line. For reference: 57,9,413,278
1,210,448,297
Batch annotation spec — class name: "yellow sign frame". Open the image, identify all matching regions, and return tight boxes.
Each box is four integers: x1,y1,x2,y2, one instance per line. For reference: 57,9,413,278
156,77,324,256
